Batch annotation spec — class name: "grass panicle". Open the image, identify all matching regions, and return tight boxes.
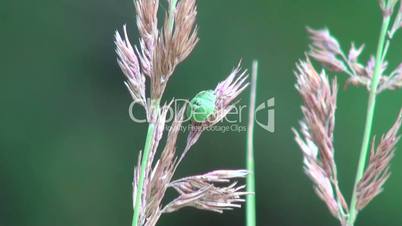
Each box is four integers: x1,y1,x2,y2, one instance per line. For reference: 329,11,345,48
114,0,250,226
294,1,402,225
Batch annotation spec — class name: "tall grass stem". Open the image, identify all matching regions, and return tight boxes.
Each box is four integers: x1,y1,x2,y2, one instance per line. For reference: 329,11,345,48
132,122,157,226
348,16,391,226
131,0,177,224
246,60,258,226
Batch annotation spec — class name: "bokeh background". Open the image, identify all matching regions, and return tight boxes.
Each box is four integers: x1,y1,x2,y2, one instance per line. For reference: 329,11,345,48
1,0,402,225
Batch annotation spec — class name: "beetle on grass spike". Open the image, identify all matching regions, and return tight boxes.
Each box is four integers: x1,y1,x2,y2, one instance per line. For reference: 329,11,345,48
187,90,217,123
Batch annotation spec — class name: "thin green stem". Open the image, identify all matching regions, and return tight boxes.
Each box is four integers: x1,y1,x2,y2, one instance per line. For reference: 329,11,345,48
340,51,358,77
167,0,178,33
246,60,258,226
132,123,156,226
347,16,391,226
131,1,177,225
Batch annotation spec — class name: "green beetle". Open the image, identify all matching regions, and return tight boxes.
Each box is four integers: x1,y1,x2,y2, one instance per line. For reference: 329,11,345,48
187,90,217,123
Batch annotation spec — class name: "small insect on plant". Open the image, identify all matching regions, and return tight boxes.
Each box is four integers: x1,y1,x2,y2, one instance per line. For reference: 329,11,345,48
114,0,250,226
187,90,217,123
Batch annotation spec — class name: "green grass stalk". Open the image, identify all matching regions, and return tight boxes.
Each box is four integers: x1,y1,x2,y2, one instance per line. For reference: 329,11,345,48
131,1,177,224
132,123,156,226
246,60,258,226
348,16,391,226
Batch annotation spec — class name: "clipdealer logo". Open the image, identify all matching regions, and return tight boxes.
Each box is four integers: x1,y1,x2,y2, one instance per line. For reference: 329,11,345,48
128,98,275,133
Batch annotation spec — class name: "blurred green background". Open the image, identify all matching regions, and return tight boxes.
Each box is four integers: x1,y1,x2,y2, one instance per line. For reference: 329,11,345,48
1,0,402,225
